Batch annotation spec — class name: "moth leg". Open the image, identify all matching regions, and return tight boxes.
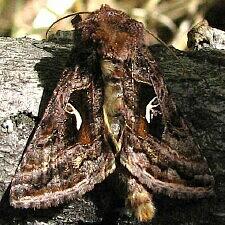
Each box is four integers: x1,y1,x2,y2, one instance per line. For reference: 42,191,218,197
125,177,155,222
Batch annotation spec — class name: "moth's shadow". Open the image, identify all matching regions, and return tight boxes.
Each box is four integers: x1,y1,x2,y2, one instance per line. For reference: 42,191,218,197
0,185,65,223
0,174,123,224
34,41,74,118
0,181,217,225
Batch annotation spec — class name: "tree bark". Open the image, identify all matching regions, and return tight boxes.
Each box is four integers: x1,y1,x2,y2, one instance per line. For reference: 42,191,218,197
0,35,224,225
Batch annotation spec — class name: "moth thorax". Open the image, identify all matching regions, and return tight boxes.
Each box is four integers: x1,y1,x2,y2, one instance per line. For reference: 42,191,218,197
101,59,115,79
104,82,124,115
103,80,125,152
110,117,121,137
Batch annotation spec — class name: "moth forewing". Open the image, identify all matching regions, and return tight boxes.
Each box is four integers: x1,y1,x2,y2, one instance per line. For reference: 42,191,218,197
10,67,116,208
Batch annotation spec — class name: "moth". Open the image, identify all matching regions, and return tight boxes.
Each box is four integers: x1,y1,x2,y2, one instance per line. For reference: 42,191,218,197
10,5,214,222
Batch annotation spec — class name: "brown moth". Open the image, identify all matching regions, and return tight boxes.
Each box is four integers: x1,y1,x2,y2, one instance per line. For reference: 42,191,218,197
10,5,214,222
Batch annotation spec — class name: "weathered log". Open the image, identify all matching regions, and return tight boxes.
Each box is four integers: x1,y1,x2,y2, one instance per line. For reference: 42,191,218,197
0,33,225,225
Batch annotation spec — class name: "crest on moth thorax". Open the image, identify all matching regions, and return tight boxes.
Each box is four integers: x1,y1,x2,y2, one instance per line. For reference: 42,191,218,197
10,5,214,223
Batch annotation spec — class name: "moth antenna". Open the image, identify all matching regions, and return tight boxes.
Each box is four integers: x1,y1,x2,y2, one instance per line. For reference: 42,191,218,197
145,29,187,76
46,11,90,39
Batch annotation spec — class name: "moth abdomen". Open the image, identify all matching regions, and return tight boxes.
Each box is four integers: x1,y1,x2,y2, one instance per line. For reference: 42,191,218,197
126,178,155,222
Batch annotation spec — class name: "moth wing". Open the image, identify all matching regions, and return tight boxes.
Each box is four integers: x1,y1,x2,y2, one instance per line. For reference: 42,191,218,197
132,47,207,160
121,51,214,199
120,130,214,199
10,67,115,208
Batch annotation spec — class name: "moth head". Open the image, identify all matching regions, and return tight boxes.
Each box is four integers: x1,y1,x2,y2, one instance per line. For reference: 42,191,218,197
74,5,145,61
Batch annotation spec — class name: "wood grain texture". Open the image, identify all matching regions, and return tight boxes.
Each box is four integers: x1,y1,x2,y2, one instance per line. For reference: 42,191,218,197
0,34,225,224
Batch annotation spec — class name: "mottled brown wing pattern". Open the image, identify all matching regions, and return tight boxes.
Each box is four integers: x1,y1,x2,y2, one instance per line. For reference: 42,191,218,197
10,67,115,208
120,130,214,199
120,48,214,199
